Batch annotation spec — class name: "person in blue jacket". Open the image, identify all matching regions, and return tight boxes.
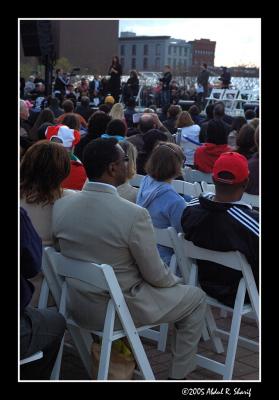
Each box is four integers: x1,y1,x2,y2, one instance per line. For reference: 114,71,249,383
136,142,188,266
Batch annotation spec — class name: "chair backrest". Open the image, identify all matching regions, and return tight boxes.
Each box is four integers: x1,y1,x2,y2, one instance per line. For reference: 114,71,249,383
129,174,144,188
154,227,189,282
43,247,140,333
20,351,43,366
177,234,259,320
42,247,65,306
183,166,213,184
201,182,259,208
172,179,202,197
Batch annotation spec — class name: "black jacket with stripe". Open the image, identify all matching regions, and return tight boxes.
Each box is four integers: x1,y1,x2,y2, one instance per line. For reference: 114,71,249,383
181,193,259,307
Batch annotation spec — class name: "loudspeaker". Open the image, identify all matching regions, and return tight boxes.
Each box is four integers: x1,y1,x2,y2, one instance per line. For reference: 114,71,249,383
21,20,54,57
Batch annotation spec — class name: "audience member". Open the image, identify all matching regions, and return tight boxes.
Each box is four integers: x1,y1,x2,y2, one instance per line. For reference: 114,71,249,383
75,96,94,122
117,140,139,203
199,104,214,143
102,119,127,141
181,152,259,307
162,105,182,135
45,125,87,190
194,119,232,173
56,100,87,128
28,108,55,141
74,111,112,161
52,137,206,380
20,207,66,380
136,129,168,175
176,111,201,167
227,116,246,149
246,127,259,195
137,142,187,265
235,123,256,160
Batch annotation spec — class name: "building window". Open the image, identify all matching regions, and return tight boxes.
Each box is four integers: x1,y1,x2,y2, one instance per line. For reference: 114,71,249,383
155,57,160,69
184,59,187,67
143,57,148,69
168,58,171,66
173,46,177,55
120,45,125,56
132,45,136,56
168,45,171,55
179,47,182,57
144,44,148,56
156,44,161,56
121,58,125,70
131,58,136,69
173,59,177,69
184,47,187,57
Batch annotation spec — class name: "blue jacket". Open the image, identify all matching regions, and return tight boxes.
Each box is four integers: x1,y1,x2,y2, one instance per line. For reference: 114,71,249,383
136,175,187,265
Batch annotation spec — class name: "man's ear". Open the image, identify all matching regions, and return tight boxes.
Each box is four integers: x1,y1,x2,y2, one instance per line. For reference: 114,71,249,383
107,161,117,177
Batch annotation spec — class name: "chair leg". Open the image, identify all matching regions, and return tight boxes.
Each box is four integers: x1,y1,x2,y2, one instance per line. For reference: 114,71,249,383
98,301,115,380
223,280,246,380
38,278,49,309
157,323,168,352
50,335,64,380
205,306,224,354
67,324,92,378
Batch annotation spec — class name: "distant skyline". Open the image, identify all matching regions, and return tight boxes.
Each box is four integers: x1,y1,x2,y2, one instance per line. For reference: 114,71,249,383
119,18,260,68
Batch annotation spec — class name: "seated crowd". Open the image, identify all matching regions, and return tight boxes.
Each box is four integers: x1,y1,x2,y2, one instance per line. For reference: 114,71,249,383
20,88,259,380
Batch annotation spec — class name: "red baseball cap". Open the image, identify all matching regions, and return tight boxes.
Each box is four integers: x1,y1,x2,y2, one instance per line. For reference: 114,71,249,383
213,152,249,184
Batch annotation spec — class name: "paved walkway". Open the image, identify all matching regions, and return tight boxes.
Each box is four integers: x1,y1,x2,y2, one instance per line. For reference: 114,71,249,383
60,308,259,381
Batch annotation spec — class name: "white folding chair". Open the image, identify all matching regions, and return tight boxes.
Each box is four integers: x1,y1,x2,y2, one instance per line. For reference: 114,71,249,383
201,182,259,209
43,247,157,380
172,179,202,198
177,234,259,380
129,174,144,188
204,88,225,110
183,166,213,184
20,351,43,365
222,89,239,115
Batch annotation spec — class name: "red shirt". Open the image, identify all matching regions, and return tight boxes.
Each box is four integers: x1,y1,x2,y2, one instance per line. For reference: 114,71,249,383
61,160,87,190
194,143,232,173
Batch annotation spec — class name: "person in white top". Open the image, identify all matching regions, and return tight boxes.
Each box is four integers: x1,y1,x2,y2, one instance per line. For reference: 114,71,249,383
175,111,201,166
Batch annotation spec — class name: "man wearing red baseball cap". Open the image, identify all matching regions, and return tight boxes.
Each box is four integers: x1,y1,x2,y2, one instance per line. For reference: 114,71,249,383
181,152,259,307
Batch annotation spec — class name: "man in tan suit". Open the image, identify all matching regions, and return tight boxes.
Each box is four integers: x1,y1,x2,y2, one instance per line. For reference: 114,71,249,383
52,137,206,379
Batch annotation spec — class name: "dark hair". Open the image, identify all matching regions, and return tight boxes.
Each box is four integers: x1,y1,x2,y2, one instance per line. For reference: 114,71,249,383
205,104,214,119
20,140,70,205
112,56,120,65
206,120,228,145
81,96,90,107
125,97,136,108
236,124,256,157
106,119,126,137
48,96,59,108
231,116,246,133
28,108,55,140
142,129,168,153
37,122,54,140
87,111,112,139
168,105,181,118
62,113,81,130
99,104,111,114
203,63,207,69
245,109,256,120
213,102,225,118
188,104,200,116
62,99,74,113
83,137,120,179
146,142,185,181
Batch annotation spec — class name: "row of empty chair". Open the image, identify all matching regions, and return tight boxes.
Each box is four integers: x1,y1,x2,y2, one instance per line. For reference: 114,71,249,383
204,88,259,116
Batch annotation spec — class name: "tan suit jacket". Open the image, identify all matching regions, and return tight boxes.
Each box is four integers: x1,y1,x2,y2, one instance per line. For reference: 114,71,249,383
52,181,187,330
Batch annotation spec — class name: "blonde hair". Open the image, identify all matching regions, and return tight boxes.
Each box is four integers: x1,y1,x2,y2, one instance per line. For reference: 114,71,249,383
176,111,194,128
118,140,138,180
109,103,124,120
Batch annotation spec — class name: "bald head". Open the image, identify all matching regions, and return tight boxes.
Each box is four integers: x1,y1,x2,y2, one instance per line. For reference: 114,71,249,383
20,100,29,120
139,114,155,133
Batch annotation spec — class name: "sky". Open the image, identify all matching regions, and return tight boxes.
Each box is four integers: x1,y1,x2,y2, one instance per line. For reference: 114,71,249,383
119,18,261,68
